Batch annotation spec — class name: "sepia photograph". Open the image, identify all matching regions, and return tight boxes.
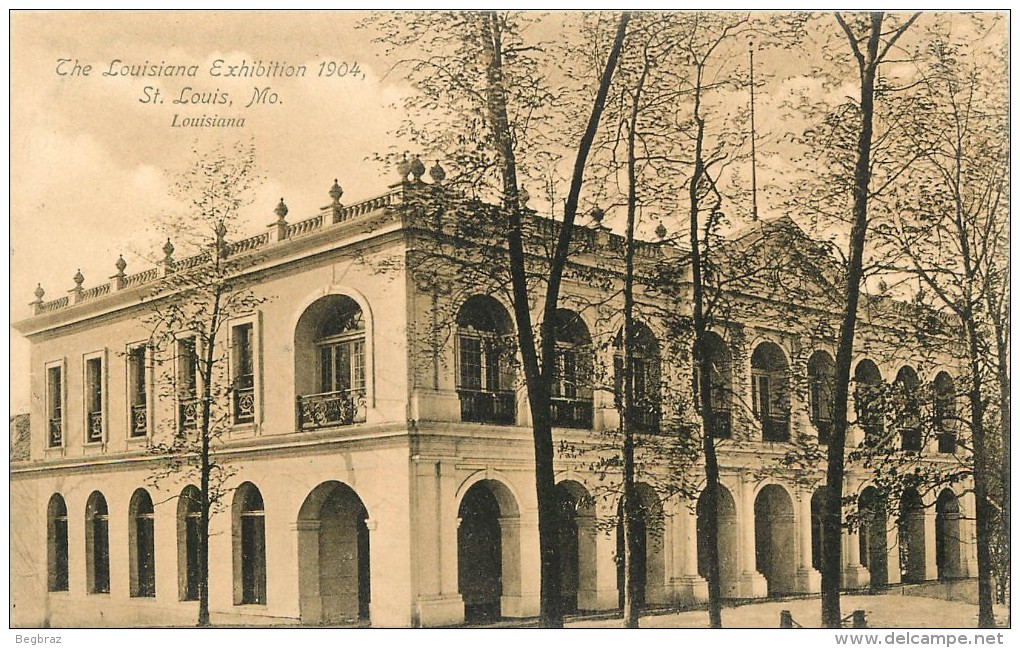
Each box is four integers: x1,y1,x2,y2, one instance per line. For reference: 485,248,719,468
7,9,1011,636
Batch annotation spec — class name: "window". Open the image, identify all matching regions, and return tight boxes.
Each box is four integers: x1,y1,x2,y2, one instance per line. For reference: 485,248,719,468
129,489,156,597
295,295,369,431
178,338,199,432
233,483,266,605
85,356,104,443
178,486,202,601
128,345,148,437
934,372,957,453
614,322,661,432
46,364,64,448
692,332,732,438
455,296,516,424
47,494,69,592
85,491,110,594
894,366,922,451
549,309,593,429
232,323,256,424
750,342,790,442
807,351,835,445
855,360,884,446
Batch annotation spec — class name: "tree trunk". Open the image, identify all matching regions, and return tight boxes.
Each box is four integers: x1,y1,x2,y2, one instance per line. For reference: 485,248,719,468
688,64,724,629
822,12,884,629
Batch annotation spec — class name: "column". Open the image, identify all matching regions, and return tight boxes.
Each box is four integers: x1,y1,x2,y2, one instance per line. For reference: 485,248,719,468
795,491,821,592
500,515,540,618
841,524,870,588
736,476,768,598
959,492,976,578
578,512,620,610
415,460,464,627
885,519,902,585
923,506,938,581
295,519,321,623
672,504,708,604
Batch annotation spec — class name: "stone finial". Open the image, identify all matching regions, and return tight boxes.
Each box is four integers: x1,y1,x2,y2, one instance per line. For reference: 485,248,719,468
115,255,127,275
329,180,344,204
410,154,426,182
34,283,45,302
274,198,289,222
591,206,605,225
429,160,446,184
518,185,530,208
163,239,175,260
655,222,667,240
397,152,411,181
73,269,85,288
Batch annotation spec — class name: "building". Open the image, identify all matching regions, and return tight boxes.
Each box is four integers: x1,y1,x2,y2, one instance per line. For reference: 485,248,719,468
10,167,976,628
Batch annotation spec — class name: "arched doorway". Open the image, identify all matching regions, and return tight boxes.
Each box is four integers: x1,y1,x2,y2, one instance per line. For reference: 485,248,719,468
616,482,665,609
859,486,888,587
554,480,595,613
751,343,791,442
754,484,796,595
458,479,520,622
297,481,371,624
899,488,926,583
936,489,963,580
697,484,739,597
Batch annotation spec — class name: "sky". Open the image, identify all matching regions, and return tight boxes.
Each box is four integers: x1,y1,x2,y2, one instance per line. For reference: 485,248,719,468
7,10,1008,414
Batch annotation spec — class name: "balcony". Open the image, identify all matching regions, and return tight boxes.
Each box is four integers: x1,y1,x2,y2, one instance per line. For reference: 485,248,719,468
297,390,364,431
87,411,103,442
761,414,790,442
48,417,62,447
627,404,660,433
550,397,593,429
130,404,148,437
459,389,515,425
901,427,922,452
179,398,198,432
937,432,957,454
706,409,732,439
233,386,256,424
814,418,832,445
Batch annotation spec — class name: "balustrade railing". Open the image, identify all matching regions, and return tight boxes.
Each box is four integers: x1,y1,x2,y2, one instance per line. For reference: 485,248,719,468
48,418,63,447
297,390,364,430
550,397,593,429
937,432,957,454
87,411,104,442
233,386,256,424
627,404,661,433
179,397,199,431
901,427,922,452
761,415,790,442
130,404,148,437
814,418,832,445
707,409,732,439
458,389,515,425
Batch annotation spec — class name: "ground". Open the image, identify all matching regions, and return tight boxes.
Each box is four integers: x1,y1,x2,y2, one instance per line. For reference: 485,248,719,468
566,593,1010,629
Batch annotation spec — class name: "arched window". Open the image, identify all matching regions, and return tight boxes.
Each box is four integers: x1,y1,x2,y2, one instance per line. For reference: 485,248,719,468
614,322,661,432
550,309,593,429
295,295,367,430
751,342,790,442
855,360,884,445
893,366,921,451
233,483,266,605
807,351,835,444
456,296,516,424
693,332,732,438
129,489,156,597
85,491,110,594
47,494,69,592
934,372,957,453
177,485,201,601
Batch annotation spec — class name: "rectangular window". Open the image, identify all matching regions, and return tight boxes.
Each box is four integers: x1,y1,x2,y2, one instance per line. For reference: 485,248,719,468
752,374,771,418
128,345,148,437
232,323,255,424
459,336,482,390
46,365,63,448
178,338,199,431
85,357,103,443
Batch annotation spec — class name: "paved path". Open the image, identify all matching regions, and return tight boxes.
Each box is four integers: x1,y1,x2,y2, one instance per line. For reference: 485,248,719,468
567,593,1009,628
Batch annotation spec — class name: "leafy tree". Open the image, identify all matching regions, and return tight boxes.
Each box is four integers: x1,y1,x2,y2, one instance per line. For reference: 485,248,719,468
144,142,265,626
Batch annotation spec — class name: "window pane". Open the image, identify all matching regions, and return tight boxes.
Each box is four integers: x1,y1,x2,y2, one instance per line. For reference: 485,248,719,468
459,336,482,389
320,346,333,392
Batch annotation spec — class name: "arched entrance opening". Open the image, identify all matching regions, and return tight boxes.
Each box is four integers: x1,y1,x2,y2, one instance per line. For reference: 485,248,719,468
899,488,927,583
297,481,370,624
754,484,796,595
751,342,791,442
936,489,963,580
615,482,665,609
696,484,739,597
859,486,888,587
554,480,595,613
458,479,520,623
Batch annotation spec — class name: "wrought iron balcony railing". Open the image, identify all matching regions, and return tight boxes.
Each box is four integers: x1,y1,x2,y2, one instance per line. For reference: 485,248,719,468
937,432,957,454
233,386,256,424
458,389,515,425
549,397,593,429
297,390,365,431
130,404,148,437
761,414,790,442
179,397,199,431
900,427,922,452
48,417,62,447
814,418,832,445
706,408,732,439
87,411,104,442
627,404,661,434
